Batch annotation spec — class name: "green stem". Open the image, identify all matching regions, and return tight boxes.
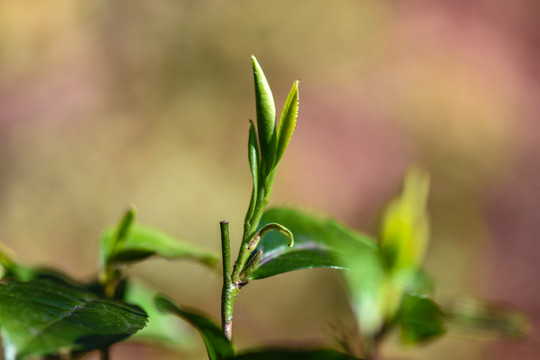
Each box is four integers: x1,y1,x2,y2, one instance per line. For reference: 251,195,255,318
220,221,236,341
231,191,268,284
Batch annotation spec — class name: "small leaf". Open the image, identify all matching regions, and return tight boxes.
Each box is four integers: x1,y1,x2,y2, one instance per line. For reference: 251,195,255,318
100,225,218,268
252,55,277,172
122,280,192,347
0,278,147,360
275,80,299,165
155,295,234,360
102,207,136,268
231,348,363,359
246,207,375,280
397,293,445,344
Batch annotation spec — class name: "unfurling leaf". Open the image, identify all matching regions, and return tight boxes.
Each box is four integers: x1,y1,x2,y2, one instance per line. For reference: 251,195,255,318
155,295,234,360
252,56,277,172
275,80,299,165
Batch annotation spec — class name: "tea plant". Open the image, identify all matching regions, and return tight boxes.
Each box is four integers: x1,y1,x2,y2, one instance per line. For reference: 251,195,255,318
0,57,527,360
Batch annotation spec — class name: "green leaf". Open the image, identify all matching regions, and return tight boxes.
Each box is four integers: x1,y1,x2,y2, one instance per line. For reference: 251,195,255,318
0,278,147,360
252,55,276,171
246,207,376,280
441,297,529,338
100,225,218,268
231,348,363,360
155,295,234,360
122,280,192,347
397,293,445,344
275,80,299,165
246,120,261,222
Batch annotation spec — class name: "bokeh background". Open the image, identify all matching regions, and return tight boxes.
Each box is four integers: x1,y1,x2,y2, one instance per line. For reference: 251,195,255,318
0,1,539,359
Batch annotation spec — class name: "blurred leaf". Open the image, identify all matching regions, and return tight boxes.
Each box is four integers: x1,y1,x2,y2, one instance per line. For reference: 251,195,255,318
155,295,234,360
441,297,529,338
0,279,147,360
231,348,363,360
380,168,430,272
252,55,276,172
275,80,299,165
397,294,445,344
247,207,375,280
339,244,386,336
100,225,218,267
123,280,192,347
339,169,434,337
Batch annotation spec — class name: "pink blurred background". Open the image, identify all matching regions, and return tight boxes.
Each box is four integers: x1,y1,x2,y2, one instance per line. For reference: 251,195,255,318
0,1,539,359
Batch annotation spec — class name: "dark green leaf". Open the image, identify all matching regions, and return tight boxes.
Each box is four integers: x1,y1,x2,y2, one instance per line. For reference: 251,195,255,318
397,294,445,344
0,279,147,360
100,225,218,268
123,281,192,347
155,295,234,360
252,55,276,171
231,348,362,360
275,80,299,165
247,207,375,280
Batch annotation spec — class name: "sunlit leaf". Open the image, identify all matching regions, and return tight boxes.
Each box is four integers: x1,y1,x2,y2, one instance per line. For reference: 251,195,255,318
397,294,445,344
0,279,147,360
275,80,299,165
231,348,363,359
247,207,375,280
155,295,235,360
100,225,218,268
252,55,276,171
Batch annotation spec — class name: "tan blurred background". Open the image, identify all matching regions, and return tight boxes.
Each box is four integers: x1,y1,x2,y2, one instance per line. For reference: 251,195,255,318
0,1,539,359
